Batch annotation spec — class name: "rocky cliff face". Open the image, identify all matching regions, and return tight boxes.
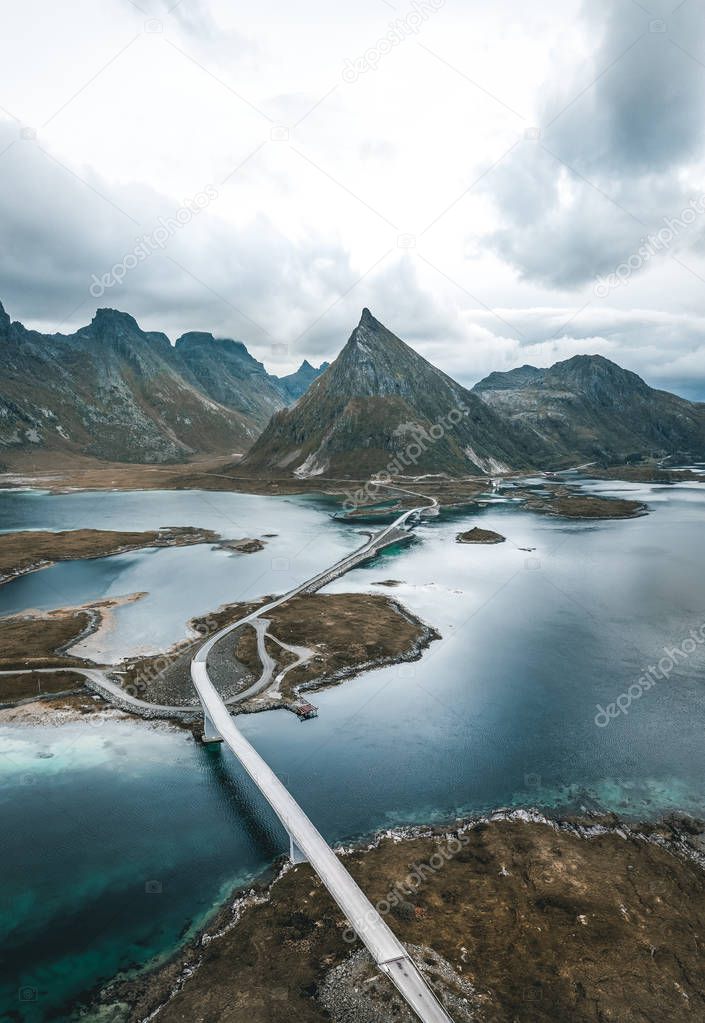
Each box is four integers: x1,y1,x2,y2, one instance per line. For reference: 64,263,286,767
242,309,537,478
0,302,294,464
473,354,705,465
175,331,286,429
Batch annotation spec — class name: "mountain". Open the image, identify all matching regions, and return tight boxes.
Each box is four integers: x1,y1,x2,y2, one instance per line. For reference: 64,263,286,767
473,354,705,465
0,301,292,465
241,309,537,478
174,330,285,429
274,360,329,402
6,297,701,474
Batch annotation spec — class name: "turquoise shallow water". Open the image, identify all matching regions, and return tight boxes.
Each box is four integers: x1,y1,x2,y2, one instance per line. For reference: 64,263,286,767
1,481,704,1020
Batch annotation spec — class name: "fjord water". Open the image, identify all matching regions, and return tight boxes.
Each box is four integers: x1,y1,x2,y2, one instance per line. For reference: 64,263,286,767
1,481,704,1021
0,489,358,659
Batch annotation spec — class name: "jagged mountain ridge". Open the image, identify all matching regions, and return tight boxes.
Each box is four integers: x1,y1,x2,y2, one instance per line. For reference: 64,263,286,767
4,297,702,473
473,354,705,465
274,359,330,402
0,302,324,465
242,309,538,477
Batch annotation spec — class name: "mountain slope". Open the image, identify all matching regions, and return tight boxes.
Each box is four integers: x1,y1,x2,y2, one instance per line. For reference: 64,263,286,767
0,302,288,464
473,354,705,465
175,331,286,430
273,360,329,402
242,309,537,478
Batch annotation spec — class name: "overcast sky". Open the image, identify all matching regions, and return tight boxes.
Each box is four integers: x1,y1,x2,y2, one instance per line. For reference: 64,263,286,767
2,0,705,396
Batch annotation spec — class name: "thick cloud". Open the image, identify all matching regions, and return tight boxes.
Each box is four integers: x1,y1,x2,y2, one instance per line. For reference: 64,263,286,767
485,0,705,289
2,0,705,399
0,118,364,365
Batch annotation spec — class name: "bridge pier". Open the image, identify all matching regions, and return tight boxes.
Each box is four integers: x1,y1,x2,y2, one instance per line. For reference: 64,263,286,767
289,834,307,864
201,706,223,744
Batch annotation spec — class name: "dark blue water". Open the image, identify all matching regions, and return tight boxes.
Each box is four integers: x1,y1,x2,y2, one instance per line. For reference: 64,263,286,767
1,481,704,1021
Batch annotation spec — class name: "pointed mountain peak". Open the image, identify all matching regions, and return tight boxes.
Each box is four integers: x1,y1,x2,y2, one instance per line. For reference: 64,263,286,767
353,308,390,340
359,307,377,329
340,310,419,372
243,310,534,478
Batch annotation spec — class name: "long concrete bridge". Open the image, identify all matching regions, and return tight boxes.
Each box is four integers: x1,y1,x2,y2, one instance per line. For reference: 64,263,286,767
191,498,455,1023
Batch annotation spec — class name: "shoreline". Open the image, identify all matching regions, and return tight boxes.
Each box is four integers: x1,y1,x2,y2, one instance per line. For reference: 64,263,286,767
90,805,705,1023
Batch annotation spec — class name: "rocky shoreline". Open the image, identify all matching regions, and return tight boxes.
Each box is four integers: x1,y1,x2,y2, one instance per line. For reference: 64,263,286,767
88,807,705,1023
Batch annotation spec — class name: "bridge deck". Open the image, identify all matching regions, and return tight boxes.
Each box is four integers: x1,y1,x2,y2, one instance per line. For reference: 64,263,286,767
191,660,453,1023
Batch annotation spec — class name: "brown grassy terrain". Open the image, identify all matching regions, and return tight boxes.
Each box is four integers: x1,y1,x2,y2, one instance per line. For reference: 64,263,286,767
0,455,490,507
100,814,705,1023
517,485,647,519
0,526,219,583
545,494,646,518
233,592,437,702
0,606,98,670
0,669,85,703
120,593,435,710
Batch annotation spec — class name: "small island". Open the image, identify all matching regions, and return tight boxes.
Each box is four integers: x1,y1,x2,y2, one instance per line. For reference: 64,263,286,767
116,592,440,714
456,527,506,544
512,484,648,520
218,537,266,553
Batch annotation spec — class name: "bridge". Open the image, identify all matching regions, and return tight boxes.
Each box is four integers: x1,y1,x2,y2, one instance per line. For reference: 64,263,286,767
191,498,455,1023
27,493,453,1021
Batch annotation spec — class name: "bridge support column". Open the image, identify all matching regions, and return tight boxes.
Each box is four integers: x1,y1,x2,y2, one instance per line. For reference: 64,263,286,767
201,707,223,744
289,834,307,864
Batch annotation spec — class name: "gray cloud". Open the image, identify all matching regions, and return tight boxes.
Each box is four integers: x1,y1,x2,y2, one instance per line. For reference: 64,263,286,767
0,119,357,352
485,0,705,288
0,119,449,374
3,113,704,402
